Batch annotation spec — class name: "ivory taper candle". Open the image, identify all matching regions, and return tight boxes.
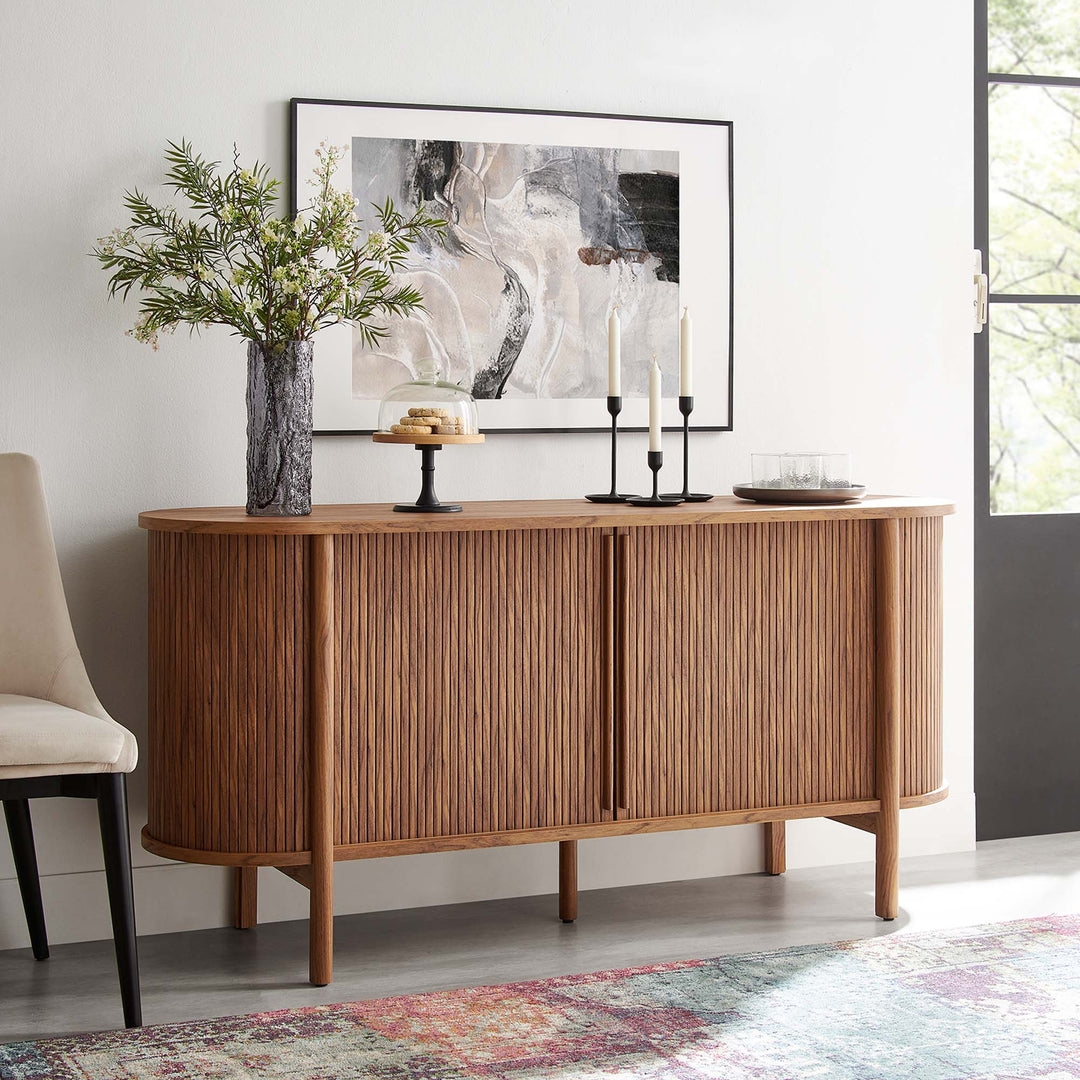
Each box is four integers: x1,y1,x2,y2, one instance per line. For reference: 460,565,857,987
680,307,692,397
649,357,662,452
607,308,621,397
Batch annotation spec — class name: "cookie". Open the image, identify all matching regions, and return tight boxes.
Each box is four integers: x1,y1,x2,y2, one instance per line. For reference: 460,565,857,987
433,425,463,435
400,415,443,427
409,407,450,418
391,423,432,434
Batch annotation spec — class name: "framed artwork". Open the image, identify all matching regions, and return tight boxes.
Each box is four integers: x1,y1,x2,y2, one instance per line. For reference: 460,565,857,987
291,98,733,435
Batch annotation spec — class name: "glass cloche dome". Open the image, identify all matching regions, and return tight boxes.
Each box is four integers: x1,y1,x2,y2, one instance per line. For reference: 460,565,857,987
377,358,480,436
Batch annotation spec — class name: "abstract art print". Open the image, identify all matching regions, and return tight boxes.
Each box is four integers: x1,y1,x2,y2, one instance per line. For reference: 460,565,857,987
291,100,732,434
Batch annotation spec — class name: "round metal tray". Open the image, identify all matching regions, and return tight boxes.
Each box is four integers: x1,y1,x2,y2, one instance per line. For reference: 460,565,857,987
732,483,866,504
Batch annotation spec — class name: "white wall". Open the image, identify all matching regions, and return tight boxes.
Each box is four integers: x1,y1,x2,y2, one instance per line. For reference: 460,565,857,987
0,0,974,948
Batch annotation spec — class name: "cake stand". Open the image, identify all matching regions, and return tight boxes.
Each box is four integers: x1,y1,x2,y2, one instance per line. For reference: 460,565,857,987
372,432,485,513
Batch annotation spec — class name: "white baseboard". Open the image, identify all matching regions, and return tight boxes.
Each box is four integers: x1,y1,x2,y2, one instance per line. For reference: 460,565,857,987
0,790,976,951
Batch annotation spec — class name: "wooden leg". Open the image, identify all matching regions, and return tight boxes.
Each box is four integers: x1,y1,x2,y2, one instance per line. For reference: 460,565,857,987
875,518,901,921
3,799,49,960
309,533,335,986
559,840,578,922
764,820,786,875
96,774,142,1028
233,866,258,929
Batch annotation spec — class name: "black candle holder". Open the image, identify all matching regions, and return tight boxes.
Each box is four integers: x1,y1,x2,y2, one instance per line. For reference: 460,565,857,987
394,444,462,513
586,396,638,503
628,451,684,507
662,396,714,502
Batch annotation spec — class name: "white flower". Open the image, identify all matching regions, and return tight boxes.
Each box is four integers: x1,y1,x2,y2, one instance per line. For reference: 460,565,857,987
195,264,212,282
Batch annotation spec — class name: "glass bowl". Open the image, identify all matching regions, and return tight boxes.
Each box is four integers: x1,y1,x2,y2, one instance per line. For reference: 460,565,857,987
751,452,852,489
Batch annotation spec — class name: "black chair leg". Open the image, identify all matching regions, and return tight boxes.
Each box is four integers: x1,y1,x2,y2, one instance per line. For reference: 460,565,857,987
3,798,49,960
96,774,142,1028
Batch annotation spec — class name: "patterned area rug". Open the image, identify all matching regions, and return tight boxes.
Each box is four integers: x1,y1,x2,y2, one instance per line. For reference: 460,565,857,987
2,915,1079,1079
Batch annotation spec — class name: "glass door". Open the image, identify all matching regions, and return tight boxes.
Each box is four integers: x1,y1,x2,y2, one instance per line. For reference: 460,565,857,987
975,0,1080,837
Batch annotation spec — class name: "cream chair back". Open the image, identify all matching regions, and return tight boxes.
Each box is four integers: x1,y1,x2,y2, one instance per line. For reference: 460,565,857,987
0,453,107,720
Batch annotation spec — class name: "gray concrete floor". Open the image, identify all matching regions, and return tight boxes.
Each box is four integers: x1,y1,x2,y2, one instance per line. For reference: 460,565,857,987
2,832,1078,1042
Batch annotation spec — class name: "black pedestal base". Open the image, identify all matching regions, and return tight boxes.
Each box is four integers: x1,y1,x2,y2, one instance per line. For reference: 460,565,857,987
392,443,463,513
628,494,684,507
628,451,684,507
394,502,462,513
585,492,639,503
662,491,714,503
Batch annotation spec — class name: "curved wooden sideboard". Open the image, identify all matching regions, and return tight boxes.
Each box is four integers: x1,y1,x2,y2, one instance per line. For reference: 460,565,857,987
139,496,952,985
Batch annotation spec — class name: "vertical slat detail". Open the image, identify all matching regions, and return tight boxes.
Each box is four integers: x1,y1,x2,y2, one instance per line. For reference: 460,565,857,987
616,532,630,810
600,533,615,812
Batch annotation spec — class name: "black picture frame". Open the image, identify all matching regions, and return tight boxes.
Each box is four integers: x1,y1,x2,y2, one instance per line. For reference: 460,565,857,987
290,97,734,437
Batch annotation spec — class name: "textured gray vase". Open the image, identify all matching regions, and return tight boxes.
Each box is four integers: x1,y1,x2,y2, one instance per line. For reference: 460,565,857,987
246,340,313,516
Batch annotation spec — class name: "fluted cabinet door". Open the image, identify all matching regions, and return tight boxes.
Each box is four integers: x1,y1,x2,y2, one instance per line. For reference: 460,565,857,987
146,532,310,855
621,521,880,818
620,519,943,820
334,528,606,844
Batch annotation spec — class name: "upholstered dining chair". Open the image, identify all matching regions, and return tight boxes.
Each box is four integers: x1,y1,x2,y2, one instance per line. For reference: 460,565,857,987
0,453,141,1028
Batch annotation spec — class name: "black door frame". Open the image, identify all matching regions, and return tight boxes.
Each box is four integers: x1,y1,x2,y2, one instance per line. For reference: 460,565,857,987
974,0,1080,840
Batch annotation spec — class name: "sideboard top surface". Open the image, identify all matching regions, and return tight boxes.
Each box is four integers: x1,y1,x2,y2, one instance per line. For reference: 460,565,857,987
139,495,955,535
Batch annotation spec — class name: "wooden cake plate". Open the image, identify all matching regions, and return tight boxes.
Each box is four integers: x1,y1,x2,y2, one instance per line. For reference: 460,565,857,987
372,433,486,446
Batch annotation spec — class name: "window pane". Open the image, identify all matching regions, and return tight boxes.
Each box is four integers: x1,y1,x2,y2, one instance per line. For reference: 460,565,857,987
989,83,1080,295
989,0,1080,79
990,303,1080,514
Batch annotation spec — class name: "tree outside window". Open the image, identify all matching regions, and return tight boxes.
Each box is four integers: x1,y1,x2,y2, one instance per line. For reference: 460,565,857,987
988,0,1080,513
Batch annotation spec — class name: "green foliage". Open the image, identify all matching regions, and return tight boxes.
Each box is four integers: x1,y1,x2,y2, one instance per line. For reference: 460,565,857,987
989,0,1080,77
92,140,445,351
990,305,1080,513
987,0,1080,513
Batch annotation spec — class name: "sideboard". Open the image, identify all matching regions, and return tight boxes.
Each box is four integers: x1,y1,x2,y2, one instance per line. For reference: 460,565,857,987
138,496,952,986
